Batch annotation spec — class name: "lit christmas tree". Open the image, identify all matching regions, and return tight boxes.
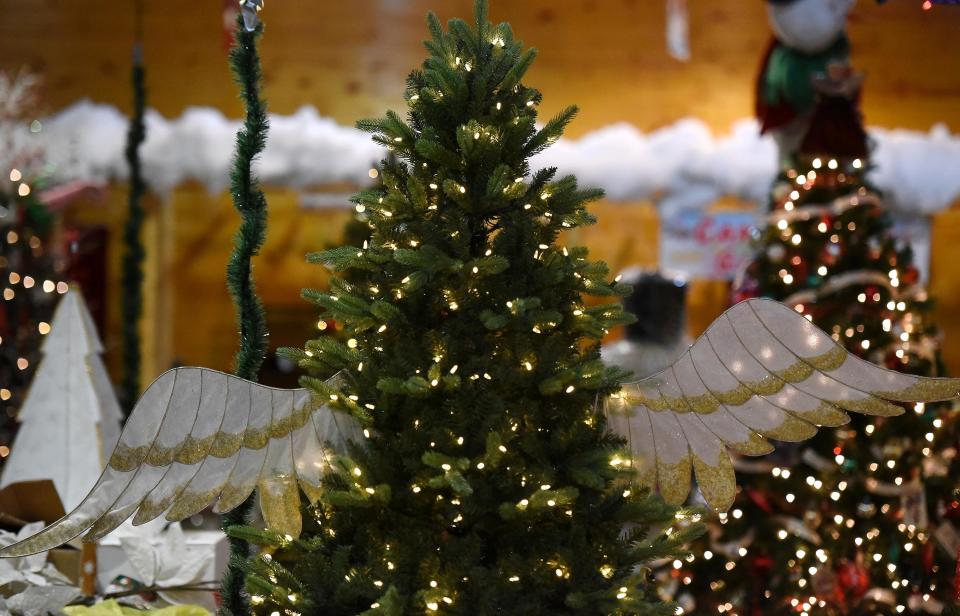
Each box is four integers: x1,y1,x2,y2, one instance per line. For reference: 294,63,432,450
680,64,960,616
238,3,703,613
0,71,64,463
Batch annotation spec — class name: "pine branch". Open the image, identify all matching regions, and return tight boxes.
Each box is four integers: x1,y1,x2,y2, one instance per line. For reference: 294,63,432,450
119,37,147,415
219,14,270,616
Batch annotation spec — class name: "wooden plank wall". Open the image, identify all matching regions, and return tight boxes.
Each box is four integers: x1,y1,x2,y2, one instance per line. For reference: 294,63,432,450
2,1,959,382
3,1,958,133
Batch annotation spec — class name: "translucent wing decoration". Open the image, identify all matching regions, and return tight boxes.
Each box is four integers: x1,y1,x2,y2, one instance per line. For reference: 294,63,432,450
605,299,960,512
0,367,362,557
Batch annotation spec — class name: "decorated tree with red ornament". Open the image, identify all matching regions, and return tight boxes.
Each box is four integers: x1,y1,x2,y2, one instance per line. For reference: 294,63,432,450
0,71,65,463
677,41,960,616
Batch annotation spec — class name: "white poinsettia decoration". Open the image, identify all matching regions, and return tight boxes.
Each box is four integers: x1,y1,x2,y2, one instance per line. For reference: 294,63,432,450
0,521,79,612
109,519,214,606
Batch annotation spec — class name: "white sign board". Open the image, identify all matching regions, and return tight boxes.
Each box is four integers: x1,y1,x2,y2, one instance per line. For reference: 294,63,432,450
659,211,761,280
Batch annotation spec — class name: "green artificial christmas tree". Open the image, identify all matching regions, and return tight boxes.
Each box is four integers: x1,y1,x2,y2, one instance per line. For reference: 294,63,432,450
239,3,703,614
680,66,960,615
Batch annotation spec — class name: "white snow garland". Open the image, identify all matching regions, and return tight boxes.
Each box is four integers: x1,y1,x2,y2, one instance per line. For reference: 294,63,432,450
32,100,960,215
869,124,960,216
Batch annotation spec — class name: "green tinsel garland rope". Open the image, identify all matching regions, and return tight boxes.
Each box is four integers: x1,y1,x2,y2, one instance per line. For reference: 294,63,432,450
220,15,270,615
120,4,147,415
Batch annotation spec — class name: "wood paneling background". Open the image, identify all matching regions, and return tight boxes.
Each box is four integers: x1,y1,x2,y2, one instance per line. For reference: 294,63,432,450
3,1,960,382
3,1,959,134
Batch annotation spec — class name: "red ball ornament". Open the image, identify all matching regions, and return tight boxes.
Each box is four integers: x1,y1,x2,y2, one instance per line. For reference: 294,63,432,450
822,245,841,266
836,554,871,606
944,499,960,523
746,488,774,514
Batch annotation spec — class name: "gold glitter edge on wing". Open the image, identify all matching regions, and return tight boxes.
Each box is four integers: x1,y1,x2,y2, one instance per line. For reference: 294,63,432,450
84,509,134,542
744,375,784,396
726,432,774,456
213,480,258,514
774,361,814,383
258,475,303,539
881,378,960,403
1,521,88,556
758,414,818,442
793,402,849,427
167,486,226,521
622,392,669,412
656,456,692,506
173,434,218,465
132,492,176,525
683,392,720,413
806,345,847,371
712,385,753,406
109,398,322,471
299,479,325,505
834,396,904,417
109,443,151,472
692,452,735,512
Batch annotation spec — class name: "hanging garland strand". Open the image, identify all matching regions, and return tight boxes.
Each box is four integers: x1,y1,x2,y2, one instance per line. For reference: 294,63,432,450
220,6,270,614
119,0,147,415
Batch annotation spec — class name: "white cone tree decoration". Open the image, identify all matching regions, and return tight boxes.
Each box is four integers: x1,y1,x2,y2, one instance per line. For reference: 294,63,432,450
0,289,123,511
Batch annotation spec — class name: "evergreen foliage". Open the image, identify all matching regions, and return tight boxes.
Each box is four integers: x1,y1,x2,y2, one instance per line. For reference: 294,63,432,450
120,37,147,414
243,2,703,614
220,14,271,616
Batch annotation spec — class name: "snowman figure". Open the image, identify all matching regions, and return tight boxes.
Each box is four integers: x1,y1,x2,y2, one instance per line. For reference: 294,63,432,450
758,0,857,160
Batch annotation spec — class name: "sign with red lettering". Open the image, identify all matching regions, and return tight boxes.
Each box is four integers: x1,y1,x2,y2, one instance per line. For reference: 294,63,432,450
659,211,760,280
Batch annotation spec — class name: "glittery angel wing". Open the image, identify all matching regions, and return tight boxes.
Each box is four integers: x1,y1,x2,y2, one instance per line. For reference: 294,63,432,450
605,298,960,512
0,367,363,557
